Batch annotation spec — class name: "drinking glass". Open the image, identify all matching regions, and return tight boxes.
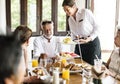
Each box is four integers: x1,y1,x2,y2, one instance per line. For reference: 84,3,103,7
61,58,67,65
39,59,47,67
94,59,102,72
62,68,70,80
32,59,38,67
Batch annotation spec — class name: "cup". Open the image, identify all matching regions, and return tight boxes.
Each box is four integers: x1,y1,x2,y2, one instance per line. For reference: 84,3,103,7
32,59,38,67
62,68,70,80
39,59,47,67
94,59,102,72
61,58,67,65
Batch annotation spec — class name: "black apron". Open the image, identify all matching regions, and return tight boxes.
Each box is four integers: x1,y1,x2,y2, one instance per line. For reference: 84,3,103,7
75,37,101,65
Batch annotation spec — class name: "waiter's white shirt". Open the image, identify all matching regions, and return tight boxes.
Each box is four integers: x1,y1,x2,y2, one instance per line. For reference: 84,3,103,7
68,9,99,41
33,36,60,58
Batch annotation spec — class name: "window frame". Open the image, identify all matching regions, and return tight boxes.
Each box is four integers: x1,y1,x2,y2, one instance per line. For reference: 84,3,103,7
6,0,88,36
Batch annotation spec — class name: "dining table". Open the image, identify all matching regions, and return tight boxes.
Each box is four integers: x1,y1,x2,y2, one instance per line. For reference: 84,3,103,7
23,58,120,84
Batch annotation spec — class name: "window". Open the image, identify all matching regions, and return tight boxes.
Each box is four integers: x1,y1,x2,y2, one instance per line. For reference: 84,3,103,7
42,0,51,20
58,0,66,32
11,0,20,31
27,0,36,32
6,0,87,36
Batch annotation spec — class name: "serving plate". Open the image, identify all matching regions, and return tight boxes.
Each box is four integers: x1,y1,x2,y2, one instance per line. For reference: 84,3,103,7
30,67,51,80
59,64,83,74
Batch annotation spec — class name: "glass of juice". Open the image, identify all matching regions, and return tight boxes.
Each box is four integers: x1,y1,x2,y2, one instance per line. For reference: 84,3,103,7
62,68,70,80
32,59,38,67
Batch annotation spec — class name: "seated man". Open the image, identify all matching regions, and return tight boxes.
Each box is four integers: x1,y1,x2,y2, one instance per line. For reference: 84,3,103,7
0,35,25,84
33,20,60,59
106,26,120,80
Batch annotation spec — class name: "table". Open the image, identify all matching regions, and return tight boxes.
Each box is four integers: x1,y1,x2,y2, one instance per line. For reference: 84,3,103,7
23,58,120,84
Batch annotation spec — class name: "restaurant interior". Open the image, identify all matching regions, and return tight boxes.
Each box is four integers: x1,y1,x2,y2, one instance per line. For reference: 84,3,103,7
0,0,120,84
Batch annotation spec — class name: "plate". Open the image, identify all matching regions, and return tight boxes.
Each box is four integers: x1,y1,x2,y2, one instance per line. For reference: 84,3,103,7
30,67,51,80
69,69,82,73
59,41,77,45
60,52,80,58
59,64,83,74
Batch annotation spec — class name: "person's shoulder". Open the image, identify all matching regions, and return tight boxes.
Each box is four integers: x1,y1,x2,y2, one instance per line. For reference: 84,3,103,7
110,49,119,58
34,35,43,41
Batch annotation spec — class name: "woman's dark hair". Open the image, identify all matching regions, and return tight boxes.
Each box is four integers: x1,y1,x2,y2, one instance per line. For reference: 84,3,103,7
62,0,75,7
0,35,22,83
13,25,32,44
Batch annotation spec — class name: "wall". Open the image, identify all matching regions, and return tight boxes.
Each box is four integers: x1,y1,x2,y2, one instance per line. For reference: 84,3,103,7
0,0,6,35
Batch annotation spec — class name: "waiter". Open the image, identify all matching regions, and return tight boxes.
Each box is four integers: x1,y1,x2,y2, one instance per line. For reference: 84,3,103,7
62,0,101,65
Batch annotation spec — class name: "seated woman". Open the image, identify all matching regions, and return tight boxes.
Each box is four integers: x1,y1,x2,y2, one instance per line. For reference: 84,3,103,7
13,25,32,76
106,26,120,80
0,35,25,84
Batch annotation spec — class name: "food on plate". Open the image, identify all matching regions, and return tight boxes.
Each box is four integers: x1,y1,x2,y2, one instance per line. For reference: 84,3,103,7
53,62,61,67
60,52,72,58
53,62,82,72
60,52,78,57
63,37,72,44
70,53,78,57
70,64,82,71
32,68,45,76
65,63,74,70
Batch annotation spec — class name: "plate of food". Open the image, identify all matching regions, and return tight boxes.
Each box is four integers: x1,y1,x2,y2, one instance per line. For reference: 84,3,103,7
31,67,51,80
65,63,83,73
58,37,77,45
60,52,80,58
52,62,83,74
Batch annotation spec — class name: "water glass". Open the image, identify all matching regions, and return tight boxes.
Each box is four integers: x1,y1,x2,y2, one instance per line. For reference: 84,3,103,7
94,59,102,72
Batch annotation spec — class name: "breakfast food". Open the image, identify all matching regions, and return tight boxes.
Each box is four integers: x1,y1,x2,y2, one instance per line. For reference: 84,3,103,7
70,64,81,71
60,52,72,58
65,63,74,70
53,62,61,67
63,37,72,44
32,68,45,76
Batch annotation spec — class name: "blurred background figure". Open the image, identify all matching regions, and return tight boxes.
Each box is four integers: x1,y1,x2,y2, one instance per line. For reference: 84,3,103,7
0,35,24,84
106,26,120,80
13,25,32,76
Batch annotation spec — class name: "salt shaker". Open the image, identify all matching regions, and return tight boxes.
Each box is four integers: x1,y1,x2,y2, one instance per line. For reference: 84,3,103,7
53,68,59,84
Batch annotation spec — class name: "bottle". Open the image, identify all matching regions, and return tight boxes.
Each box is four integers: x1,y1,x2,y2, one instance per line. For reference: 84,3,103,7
82,69,86,84
53,68,59,84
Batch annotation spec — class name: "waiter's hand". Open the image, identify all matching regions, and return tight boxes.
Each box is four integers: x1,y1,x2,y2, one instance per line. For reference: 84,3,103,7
79,37,92,44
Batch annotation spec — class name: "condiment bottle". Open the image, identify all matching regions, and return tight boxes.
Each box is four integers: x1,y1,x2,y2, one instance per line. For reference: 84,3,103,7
53,67,59,84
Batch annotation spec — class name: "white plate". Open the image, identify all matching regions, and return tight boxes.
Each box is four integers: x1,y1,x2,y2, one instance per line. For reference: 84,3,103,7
58,41,77,45
30,67,51,80
59,64,82,74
